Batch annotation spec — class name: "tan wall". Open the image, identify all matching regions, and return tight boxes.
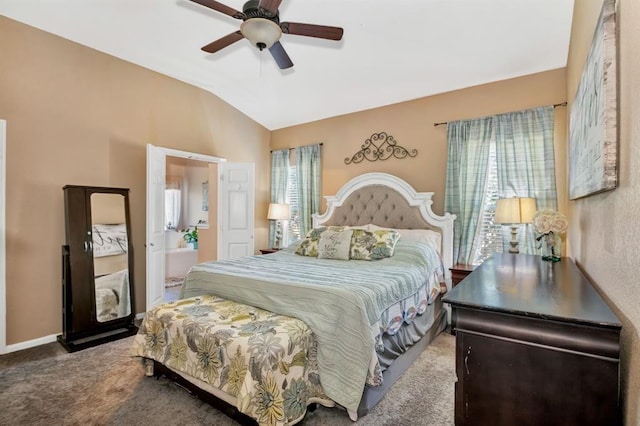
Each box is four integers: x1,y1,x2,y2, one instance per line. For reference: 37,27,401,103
272,69,567,218
567,1,640,423
0,17,271,345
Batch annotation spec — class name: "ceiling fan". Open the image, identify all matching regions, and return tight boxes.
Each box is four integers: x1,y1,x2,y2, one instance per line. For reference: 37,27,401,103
190,0,344,69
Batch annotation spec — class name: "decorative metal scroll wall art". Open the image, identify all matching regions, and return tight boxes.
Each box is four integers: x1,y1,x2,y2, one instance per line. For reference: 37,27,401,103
344,132,418,164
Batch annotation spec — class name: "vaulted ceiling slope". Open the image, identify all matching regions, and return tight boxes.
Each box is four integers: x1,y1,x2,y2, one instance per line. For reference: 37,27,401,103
0,0,574,130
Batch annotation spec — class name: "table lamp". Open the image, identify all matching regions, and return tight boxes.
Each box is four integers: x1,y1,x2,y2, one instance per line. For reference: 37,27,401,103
494,197,536,254
267,203,290,249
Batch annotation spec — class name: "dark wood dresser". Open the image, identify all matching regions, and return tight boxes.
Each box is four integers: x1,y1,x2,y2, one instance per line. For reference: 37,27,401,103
443,254,621,426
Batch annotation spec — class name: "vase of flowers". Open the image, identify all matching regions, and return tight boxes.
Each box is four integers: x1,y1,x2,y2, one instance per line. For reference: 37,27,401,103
532,210,567,262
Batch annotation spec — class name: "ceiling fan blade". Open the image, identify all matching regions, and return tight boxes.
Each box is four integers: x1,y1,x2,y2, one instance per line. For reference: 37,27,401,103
201,31,244,53
189,0,245,19
280,22,344,41
269,41,293,69
258,0,282,15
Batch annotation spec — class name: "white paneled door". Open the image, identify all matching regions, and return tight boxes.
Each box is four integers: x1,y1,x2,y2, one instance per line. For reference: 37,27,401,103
218,163,255,260
145,144,167,310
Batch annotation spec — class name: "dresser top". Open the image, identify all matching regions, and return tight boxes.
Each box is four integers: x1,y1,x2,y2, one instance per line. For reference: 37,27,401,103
443,254,621,329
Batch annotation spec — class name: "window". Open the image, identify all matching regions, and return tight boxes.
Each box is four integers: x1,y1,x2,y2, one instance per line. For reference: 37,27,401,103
472,142,502,264
446,107,557,266
165,176,183,230
285,165,301,244
271,144,322,247
165,188,181,230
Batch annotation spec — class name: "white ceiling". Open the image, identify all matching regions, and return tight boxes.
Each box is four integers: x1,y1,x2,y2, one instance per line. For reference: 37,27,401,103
0,0,574,130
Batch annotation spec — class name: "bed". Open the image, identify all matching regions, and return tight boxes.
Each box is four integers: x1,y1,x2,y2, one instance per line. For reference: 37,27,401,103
131,172,456,425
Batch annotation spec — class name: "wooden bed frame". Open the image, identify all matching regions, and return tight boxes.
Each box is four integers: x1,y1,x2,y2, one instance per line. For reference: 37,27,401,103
150,172,456,423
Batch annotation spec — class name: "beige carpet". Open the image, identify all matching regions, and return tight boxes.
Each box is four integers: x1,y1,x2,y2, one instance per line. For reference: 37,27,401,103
0,332,455,425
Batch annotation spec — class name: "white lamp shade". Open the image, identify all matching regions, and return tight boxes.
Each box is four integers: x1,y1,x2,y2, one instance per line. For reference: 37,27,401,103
495,197,536,224
240,18,282,49
267,203,290,221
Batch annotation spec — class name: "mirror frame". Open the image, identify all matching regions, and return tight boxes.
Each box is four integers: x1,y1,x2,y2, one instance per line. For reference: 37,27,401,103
58,185,137,352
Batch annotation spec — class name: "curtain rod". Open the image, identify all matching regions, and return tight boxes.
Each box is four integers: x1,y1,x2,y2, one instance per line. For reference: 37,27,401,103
270,142,323,153
433,102,567,127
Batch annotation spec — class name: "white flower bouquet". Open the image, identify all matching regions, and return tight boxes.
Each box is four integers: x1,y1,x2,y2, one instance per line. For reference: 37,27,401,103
532,209,567,261
532,209,568,235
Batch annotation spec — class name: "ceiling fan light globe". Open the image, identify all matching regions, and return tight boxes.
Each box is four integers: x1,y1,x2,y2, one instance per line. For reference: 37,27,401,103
240,18,282,49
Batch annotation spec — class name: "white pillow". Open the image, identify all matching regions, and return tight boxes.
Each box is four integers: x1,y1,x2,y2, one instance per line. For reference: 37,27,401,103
317,229,354,260
367,224,442,254
316,224,368,230
347,225,369,230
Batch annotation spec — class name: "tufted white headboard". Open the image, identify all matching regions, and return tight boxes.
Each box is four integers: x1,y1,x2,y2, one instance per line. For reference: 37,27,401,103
312,173,456,288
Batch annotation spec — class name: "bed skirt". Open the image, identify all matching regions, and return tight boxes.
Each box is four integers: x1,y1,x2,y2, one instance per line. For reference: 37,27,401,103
358,296,447,416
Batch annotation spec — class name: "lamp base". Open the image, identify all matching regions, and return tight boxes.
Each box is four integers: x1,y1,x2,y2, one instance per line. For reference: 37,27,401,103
274,221,282,250
508,225,520,254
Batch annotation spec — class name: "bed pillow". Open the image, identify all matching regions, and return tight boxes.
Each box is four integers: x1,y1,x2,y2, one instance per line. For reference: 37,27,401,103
350,229,401,260
367,224,442,254
317,229,354,260
295,226,345,257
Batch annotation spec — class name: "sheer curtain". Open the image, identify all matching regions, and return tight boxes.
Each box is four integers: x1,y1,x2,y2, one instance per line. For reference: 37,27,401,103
165,176,182,230
494,106,557,254
269,149,290,247
445,118,493,265
295,144,322,238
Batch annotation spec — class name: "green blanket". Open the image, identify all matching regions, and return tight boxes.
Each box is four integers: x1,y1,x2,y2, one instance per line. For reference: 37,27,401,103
181,240,442,413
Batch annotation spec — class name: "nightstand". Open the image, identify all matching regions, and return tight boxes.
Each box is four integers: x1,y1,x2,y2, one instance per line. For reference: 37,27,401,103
450,263,476,287
259,248,281,255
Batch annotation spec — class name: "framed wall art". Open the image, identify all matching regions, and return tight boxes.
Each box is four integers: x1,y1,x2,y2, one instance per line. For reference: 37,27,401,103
568,0,618,200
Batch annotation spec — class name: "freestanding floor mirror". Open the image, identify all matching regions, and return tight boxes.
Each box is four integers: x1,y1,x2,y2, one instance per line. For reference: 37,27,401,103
57,185,137,352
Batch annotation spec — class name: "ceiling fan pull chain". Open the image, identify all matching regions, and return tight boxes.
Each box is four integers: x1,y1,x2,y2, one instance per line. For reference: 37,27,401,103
260,49,263,77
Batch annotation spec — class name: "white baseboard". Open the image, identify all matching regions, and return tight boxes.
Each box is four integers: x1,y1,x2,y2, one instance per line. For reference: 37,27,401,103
4,333,58,354
2,313,146,355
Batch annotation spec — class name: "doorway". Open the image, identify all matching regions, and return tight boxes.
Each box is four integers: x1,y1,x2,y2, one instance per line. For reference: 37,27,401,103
145,145,255,311
163,156,210,303
146,145,225,310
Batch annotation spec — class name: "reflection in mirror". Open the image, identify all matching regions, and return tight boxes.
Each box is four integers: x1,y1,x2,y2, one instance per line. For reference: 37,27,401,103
90,193,131,322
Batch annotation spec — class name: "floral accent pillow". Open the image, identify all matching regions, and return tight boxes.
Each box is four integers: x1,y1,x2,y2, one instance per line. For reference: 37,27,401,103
295,226,345,257
317,229,354,260
350,229,401,260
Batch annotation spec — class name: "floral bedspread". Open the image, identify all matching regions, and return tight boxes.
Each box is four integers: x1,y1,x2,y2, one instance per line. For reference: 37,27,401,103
130,295,333,426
